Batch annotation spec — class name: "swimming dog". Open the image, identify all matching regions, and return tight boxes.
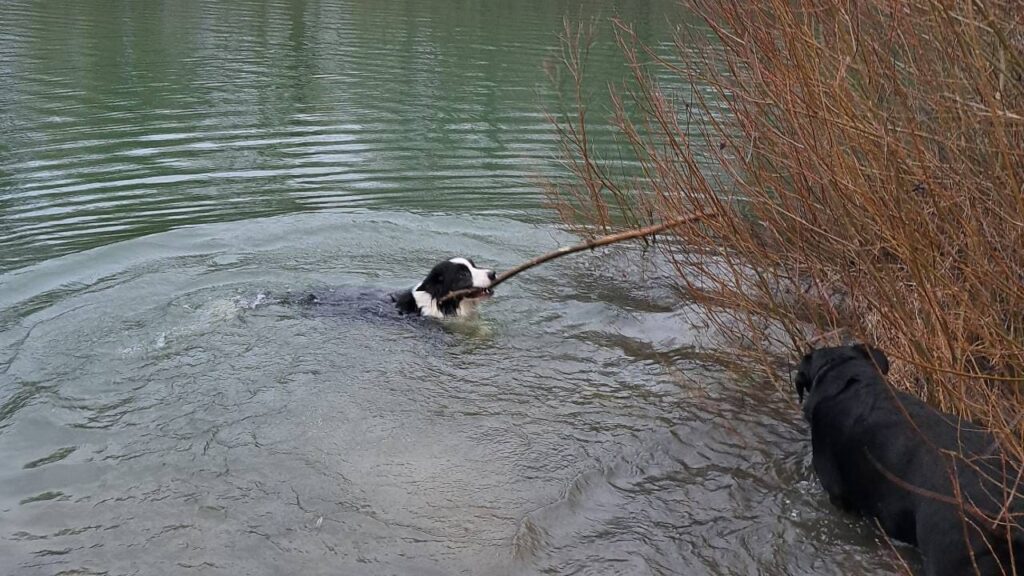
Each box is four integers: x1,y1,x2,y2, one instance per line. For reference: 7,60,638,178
275,257,496,320
390,257,496,318
795,344,1024,576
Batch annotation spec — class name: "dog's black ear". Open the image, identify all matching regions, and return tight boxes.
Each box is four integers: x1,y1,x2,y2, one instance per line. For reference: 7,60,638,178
853,344,889,375
794,352,813,403
416,267,445,296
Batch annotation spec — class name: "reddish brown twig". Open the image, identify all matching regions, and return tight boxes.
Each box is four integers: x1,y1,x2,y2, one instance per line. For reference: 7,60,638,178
439,212,716,303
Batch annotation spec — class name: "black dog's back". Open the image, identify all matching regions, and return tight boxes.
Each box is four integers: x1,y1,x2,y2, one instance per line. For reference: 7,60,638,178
797,345,1024,575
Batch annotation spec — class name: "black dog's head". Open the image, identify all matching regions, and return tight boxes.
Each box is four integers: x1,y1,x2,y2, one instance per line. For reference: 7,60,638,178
410,257,496,318
795,344,890,402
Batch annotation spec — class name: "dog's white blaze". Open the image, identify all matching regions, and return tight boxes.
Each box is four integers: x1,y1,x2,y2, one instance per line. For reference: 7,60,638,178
448,257,493,289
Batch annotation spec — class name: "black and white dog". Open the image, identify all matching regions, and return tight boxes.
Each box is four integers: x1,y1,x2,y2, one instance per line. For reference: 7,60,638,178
795,345,1024,576
282,257,496,320
391,257,496,319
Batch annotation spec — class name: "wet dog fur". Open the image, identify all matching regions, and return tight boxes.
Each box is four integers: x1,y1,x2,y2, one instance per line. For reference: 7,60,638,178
795,344,1024,576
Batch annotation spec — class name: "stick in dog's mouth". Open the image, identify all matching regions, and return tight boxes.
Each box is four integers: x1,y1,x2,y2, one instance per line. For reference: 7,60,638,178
437,212,716,305
468,287,495,299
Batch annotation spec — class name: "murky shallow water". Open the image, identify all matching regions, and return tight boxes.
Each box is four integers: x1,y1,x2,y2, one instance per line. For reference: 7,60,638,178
0,0,907,574
0,212,902,575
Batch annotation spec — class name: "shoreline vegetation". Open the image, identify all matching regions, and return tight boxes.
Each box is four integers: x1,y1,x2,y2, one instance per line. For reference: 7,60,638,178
547,0,1022,556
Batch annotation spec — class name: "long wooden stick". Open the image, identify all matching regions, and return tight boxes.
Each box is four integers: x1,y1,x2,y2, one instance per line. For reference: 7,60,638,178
440,212,716,303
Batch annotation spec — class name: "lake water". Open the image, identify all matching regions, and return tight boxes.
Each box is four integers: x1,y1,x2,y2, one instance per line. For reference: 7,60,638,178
0,1,902,574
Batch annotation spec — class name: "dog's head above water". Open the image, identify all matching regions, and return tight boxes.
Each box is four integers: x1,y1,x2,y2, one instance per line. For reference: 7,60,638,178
392,257,496,319
794,344,890,403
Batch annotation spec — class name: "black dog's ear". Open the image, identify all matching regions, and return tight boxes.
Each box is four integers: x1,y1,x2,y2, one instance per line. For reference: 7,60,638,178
795,372,808,403
853,344,889,375
794,352,813,403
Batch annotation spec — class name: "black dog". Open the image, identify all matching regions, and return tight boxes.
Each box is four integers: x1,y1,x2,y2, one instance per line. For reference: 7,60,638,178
795,345,1024,575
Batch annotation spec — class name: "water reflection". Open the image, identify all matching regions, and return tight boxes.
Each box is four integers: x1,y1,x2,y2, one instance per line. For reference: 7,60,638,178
0,0,682,271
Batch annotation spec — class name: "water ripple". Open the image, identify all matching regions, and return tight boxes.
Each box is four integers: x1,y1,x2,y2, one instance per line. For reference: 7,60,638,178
0,0,661,272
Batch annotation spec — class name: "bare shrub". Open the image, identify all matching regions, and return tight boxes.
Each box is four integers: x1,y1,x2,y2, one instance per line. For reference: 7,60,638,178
547,0,1024,472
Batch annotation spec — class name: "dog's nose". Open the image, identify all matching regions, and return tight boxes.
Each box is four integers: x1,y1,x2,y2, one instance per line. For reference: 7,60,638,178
487,270,496,281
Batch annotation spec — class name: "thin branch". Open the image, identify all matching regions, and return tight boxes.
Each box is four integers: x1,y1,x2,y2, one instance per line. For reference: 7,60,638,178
440,212,717,303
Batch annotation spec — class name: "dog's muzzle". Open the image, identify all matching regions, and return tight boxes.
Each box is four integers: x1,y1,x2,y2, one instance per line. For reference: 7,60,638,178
468,270,497,298
468,287,495,299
